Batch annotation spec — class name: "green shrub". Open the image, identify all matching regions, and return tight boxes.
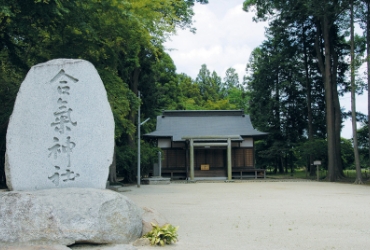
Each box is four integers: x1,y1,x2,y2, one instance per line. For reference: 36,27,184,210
143,223,179,246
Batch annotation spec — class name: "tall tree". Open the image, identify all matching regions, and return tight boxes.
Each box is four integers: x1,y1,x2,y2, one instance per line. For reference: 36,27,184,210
244,0,350,181
356,0,370,168
223,67,240,91
0,0,209,184
246,23,308,174
177,73,204,109
195,64,222,101
350,0,363,184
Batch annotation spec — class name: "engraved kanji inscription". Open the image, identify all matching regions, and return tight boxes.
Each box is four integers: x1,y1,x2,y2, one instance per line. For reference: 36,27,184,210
48,137,61,159
48,166,80,186
57,86,70,95
47,69,79,186
47,69,79,85
51,108,77,134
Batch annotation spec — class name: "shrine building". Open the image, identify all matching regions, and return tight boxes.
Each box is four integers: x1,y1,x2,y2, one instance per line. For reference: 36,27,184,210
145,110,267,181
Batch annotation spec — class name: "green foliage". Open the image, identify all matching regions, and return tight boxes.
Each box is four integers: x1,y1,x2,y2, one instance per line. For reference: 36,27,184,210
116,144,137,183
5,0,367,183
0,0,207,185
0,52,25,184
140,141,161,177
203,99,236,110
98,68,138,138
341,138,355,170
143,223,179,246
223,67,239,91
195,64,222,102
294,139,328,168
357,123,369,167
293,138,356,170
227,86,249,111
243,0,356,178
172,66,248,111
115,141,159,183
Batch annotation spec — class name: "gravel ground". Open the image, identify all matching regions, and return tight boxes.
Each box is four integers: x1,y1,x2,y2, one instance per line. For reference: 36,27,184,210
122,180,370,250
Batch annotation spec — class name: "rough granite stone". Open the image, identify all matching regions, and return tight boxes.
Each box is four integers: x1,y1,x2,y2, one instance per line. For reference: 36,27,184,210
0,188,143,246
70,244,137,250
141,207,170,236
3,245,71,250
5,59,114,191
132,238,150,247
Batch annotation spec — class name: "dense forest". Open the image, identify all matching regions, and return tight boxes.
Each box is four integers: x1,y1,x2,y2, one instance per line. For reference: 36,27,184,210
0,0,369,186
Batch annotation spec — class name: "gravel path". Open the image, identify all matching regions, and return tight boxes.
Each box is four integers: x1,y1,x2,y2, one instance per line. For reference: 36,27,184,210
123,181,370,250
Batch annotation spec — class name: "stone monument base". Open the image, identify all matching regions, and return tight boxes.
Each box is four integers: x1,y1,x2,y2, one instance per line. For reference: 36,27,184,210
141,177,170,185
0,188,143,247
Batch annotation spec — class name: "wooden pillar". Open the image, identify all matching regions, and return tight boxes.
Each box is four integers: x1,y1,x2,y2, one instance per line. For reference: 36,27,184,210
158,151,162,177
190,139,194,180
227,137,232,180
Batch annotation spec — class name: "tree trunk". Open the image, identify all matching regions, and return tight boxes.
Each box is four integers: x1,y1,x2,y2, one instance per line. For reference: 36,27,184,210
289,151,293,176
314,15,342,181
109,143,118,183
350,0,363,184
332,45,344,178
273,163,277,174
278,156,284,174
303,27,315,176
284,155,288,174
322,16,337,182
367,2,370,169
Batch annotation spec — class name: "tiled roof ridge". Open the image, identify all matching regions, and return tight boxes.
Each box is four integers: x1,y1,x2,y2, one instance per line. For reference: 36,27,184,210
161,110,245,117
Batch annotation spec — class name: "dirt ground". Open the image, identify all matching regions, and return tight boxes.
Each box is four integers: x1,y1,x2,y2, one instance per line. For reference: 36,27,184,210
122,180,370,250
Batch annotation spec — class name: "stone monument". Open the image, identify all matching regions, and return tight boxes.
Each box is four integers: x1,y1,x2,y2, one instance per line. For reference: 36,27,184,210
0,188,143,246
5,59,114,191
0,59,143,248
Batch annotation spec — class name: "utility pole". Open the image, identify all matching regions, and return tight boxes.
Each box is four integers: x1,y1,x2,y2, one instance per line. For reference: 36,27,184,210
137,91,150,188
137,91,141,188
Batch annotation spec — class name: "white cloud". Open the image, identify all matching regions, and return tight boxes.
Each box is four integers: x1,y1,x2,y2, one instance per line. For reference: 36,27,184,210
164,0,267,81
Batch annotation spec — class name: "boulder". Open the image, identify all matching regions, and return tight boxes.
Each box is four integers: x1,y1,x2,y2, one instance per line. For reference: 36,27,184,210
70,244,137,250
132,238,150,247
141,207,170,236
3,246,71,250
2,244,138,250
5,59,114,191
0,188,143,247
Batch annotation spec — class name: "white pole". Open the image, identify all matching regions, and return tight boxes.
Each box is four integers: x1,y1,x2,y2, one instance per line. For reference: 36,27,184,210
158,151,162,177
227,138,232,180
190,139,194,180
137,91,141,188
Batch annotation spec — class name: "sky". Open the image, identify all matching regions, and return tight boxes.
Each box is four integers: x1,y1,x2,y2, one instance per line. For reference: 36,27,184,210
164,0,368,139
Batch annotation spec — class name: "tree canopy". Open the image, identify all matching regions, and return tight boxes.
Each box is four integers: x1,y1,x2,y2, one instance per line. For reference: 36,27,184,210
0,0,209,184
243,0,369,181
1,0,368,185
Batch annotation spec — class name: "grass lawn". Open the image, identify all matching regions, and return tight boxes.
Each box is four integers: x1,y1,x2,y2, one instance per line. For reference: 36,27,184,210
266,167,370,183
